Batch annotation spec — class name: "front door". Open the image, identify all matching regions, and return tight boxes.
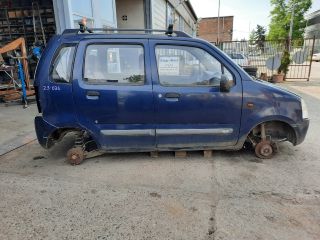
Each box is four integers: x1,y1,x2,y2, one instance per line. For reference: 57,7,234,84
149,40,243,149
73,39,155,150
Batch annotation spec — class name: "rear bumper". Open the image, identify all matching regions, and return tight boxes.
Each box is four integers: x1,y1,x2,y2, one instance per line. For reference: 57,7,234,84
292,119,309,145
34,116,57,148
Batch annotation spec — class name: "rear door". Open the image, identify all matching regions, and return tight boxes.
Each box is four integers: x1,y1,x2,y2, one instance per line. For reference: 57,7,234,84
150,40,243,149
72,38,155,150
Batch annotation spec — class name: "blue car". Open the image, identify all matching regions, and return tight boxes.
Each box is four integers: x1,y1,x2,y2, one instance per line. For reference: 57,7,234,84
34,25,309,165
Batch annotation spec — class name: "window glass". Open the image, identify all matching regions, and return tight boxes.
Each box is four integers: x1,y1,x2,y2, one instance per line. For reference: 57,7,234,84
167,3,174,25
155,45,233,86
95,0,115,24
71,0,93,17
73,14,94,28
228,53,244,59
179,15,184,31
51,46,75,83
84,45,145,85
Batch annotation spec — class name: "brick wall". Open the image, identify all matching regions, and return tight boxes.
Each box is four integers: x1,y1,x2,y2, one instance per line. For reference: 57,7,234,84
197,16,233,43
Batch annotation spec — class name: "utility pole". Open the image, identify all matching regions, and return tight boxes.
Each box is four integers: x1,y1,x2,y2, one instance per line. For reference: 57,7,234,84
288,3,295,51
217,0,220,44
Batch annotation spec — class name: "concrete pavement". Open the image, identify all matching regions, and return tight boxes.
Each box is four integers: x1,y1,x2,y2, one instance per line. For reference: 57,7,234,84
0,65,319,240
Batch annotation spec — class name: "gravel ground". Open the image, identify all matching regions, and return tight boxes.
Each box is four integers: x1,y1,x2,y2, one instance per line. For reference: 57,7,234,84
0,76,320,240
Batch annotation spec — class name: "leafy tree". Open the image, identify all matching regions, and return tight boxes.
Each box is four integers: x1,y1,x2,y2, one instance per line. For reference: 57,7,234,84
268,0,312,40
249,25,266,52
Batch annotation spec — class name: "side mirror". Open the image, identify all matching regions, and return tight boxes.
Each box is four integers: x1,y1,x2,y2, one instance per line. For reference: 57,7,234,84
220,75,233,92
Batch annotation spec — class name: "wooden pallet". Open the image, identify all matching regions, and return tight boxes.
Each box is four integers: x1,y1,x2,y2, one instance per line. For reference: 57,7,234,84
0,89,34,102
150,150,213,158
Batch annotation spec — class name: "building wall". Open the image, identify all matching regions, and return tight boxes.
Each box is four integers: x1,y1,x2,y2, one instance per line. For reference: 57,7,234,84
116,0,145,29
305,10,320,39
169,0,196,34
305,10,320,53
152,0,197,36
152,0,167,29
53,0,197,35
197,16,233,43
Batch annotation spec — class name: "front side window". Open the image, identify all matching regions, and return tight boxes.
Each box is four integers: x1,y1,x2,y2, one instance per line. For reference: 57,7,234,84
155,45,234,86
51,46,75,83
84,45,145,85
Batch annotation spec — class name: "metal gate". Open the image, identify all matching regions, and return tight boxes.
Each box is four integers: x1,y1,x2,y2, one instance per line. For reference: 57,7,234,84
213,37,316,81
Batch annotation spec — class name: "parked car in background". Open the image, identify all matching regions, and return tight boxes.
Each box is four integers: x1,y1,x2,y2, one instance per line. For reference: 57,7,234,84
312,53,320,62
227,53,250,66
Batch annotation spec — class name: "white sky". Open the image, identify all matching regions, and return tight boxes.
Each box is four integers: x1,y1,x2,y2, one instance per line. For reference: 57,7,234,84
189,0,320,40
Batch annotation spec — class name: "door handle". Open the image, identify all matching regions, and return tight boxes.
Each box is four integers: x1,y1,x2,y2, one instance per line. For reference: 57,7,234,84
164,92,180,102
86,91,100,100
164,92,180,98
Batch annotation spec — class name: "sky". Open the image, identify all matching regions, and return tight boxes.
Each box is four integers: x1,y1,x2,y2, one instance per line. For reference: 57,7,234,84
189,0,320,40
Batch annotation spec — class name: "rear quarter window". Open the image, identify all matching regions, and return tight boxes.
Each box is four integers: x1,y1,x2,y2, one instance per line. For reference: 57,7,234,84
51,46,75,83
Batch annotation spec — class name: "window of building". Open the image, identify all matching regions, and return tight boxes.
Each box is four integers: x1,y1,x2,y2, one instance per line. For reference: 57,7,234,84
71,0,93,18
155,45,233,87
95,0,116,26
73,14,94,28
71,0,94,28
179,15,184,31
166,3,174,26
84,45,145,85
51,46,75,83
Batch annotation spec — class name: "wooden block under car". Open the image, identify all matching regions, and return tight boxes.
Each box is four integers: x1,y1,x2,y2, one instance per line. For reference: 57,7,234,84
203,150,213,158
150,151,159,158
175,151,187,158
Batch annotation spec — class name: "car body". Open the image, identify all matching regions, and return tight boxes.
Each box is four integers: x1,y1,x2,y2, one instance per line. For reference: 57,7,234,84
34,27,309,164
227,52,250,66
312,53,320,62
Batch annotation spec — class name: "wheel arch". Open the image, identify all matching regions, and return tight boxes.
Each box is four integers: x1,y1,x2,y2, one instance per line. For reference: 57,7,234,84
46,127,100,149
244,119,297,145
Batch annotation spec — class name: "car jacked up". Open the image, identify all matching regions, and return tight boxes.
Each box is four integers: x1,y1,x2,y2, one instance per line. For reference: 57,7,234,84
34,24,309,165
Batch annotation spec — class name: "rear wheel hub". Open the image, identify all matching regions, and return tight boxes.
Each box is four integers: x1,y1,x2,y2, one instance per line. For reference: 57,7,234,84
255,140,274,159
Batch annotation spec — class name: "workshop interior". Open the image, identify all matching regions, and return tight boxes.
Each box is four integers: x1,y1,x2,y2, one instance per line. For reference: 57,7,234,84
0,0,55,106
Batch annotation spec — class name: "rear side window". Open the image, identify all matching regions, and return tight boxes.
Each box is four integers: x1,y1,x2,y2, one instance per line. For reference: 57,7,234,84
84,44,145,85
51,46,75,83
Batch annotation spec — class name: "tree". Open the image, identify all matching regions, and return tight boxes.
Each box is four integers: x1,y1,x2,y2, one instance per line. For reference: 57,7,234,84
268,0,312,40
249,25,266,52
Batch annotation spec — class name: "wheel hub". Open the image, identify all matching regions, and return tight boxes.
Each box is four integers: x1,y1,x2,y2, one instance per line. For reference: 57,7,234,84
260,144,272,156
255,140,274,159
67,147,85,165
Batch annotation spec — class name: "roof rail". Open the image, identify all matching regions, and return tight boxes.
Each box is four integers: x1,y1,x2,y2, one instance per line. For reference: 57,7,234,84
62,27,191,38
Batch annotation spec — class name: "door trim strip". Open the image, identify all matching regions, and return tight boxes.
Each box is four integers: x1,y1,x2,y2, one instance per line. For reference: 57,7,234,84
156,128,233,135
100,128,233,136
101,129,155,136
